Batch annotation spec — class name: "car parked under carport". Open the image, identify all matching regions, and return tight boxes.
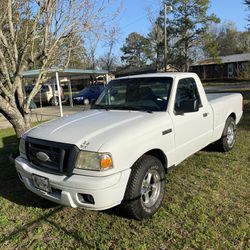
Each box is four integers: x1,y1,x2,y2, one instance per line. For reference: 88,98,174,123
72,84,105,105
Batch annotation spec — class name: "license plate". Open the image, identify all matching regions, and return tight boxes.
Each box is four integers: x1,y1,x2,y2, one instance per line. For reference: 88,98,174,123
32,174,51,193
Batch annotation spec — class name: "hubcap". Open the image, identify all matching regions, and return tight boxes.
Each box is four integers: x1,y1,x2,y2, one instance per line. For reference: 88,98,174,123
227,123,235,147
140,169,161,208
84,99,90,105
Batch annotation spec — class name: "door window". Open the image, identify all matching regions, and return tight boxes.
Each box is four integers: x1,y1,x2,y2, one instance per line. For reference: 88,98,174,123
174,78,201,112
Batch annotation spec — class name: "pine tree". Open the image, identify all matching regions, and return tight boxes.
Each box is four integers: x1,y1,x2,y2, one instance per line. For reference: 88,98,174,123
121,32,151,68
167,0,219,71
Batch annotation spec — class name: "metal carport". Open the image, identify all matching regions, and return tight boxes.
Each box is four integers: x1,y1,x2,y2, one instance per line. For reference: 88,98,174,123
22,68,109,117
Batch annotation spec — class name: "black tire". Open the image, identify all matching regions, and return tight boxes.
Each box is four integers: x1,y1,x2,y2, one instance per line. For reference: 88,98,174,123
50,97,59,106
122,155,166,220
216,116,236,152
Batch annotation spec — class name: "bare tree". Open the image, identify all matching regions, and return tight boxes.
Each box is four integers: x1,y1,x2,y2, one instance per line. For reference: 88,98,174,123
84,1,123,70
245,0,250,29
85,31,101,69
98,27,120,72
0,0,121,140
146,6,164,69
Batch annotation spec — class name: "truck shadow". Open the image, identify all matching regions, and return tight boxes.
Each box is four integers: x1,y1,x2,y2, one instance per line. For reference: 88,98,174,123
241,101,250,131
101,205,136,220
0,134,56,209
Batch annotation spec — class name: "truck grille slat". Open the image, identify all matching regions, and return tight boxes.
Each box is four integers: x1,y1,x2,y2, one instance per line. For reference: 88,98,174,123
25,137,79,176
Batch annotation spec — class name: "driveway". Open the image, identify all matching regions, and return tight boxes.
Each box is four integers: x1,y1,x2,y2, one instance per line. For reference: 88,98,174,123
0,105,88,129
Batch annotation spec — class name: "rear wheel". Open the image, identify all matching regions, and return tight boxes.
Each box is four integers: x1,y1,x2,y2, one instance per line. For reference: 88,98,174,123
216,116,236,152
50,97,59,106
123,155,166,220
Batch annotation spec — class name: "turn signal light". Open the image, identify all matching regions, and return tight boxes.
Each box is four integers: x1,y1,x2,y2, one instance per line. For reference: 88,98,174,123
100,154,113,170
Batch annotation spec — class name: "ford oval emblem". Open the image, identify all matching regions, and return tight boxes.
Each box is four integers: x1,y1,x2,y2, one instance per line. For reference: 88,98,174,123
36,152,50,162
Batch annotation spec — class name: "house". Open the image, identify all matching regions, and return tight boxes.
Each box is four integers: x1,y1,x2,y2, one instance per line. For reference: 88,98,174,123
190,53,250,80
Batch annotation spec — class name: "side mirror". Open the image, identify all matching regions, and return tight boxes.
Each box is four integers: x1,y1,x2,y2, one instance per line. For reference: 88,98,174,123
177,99,199,114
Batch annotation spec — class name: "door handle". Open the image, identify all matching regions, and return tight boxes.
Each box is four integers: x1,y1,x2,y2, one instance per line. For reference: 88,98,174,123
203,113,209,117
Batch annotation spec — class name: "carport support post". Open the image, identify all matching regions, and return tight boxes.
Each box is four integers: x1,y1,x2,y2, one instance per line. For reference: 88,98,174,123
55,71,63,117
68,80,73,107
105,74,108,84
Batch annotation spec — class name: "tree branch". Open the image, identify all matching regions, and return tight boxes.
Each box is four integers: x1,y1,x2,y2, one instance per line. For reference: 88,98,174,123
7,0,18,63
0,48,13,91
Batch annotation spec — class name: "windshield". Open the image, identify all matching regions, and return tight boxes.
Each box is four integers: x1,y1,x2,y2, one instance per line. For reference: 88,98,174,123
93,77,172,112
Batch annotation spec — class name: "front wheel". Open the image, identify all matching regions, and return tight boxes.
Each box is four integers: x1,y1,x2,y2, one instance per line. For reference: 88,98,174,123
83,98,90,105
122,155,166,220
216,116,236,152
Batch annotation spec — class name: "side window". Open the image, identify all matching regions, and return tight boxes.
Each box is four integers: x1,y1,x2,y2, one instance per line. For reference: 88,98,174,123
174,78,201,112
41,85,49,92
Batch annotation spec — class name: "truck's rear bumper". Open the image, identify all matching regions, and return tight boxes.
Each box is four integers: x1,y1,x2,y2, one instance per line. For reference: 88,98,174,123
15,156,131,210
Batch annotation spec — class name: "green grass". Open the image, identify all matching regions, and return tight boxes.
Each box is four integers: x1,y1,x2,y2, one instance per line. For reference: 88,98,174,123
0,93,249,249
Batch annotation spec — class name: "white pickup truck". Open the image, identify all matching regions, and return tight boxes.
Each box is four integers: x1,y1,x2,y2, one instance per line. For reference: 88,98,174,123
15,73,243,220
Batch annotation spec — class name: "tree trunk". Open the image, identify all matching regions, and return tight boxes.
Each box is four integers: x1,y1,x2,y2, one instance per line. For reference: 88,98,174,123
184,40,189,72
8,113,31,141
0,99,31,141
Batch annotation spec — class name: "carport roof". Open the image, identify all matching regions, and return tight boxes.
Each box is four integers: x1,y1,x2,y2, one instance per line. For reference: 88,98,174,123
22,68,108,78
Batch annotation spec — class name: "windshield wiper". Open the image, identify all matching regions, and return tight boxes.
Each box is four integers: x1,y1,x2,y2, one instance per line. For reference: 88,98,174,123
92,104,153,113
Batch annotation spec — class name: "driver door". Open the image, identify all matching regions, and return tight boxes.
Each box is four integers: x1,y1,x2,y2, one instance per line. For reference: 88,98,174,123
170,78,213,164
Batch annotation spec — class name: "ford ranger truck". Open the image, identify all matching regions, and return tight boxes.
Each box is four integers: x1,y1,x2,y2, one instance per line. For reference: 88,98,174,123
15,73,243,220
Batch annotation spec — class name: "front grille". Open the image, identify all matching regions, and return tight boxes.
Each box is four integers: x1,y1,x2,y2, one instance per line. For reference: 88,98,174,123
26,137,79,176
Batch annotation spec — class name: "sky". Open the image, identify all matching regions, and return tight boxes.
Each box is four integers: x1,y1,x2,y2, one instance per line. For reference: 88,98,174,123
102,0,249,57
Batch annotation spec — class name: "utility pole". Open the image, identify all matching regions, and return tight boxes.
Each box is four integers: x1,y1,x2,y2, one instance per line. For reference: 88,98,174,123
164,4,172,72
164,4,167,72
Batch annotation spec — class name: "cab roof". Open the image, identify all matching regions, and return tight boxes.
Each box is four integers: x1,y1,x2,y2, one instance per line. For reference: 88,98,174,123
117,72,198,80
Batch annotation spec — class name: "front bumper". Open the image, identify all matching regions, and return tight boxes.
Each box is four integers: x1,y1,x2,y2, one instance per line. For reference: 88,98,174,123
72,99,82,105
15,156,131,210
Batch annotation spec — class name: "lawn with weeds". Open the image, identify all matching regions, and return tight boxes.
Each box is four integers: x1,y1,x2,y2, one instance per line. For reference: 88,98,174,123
0,92,249,249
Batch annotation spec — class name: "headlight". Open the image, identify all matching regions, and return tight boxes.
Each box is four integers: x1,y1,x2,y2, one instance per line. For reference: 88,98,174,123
19,138,27,159
75,96,83,100
75,151,113,171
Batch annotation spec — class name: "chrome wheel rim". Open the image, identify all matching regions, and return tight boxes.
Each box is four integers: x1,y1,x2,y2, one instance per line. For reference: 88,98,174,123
141,169,161,208
52,98,59,106
227,122,235,147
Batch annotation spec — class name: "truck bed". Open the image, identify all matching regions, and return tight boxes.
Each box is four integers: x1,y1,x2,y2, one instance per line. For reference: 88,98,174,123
206,93,240,105
206,92,243,142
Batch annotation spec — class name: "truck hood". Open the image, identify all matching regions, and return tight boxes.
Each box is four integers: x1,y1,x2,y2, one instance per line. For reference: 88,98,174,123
27,109,152,151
